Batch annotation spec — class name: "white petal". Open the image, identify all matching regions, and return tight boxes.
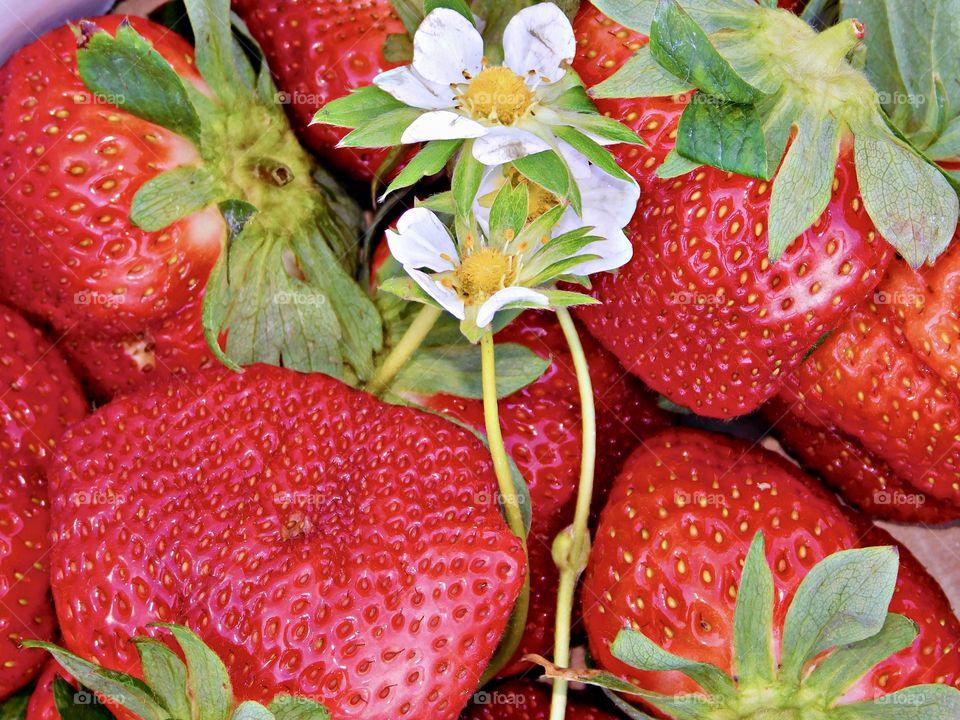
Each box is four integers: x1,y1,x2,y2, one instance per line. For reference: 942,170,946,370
503,3,576,85
387,208,458,271
413,8,484,86
407,267,466,320
472,127,551,165
374,66,457,110
566,229,634,276
400,111,487,143
580,169,640,229
471,165,505,235
476,286,549,327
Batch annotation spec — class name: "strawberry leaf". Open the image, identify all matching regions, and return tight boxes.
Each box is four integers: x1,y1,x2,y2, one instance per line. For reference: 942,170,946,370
52,677,114,720
535,289,599,308
592,45,696,99
184,0,257,106
155,624,232,720
313,86,408,129
589,0,655,33
512,151,582,216
76,20,202,147
552,126,635,183
131,166,222,232
383,139,462,197
732,532,776,684
389,0,424,35
656,150,701,178
230,701,274,720
779,546,899,683
424,0,474,24
268,696,331,720
133,638,191,720
339,107,424,148
0,687,31,720
489,182,529,243
830,685,960,719
452,141,486,220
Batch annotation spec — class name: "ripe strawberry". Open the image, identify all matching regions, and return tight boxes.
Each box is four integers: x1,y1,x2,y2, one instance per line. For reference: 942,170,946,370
582,428,960,714
568,4,916,419
460,680,618,719
0,304,86,699
25,661,63,720
421,311,669,675
47,364,526,720
770,232,960,522
231,0,407,180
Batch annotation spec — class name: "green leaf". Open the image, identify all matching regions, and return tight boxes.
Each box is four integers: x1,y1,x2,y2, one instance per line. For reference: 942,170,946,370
269,696,331,720
379,275,438,306
733,533,775,685
231,701,274,720
384,139,461,197
22,642,167,720
512,151,580,214
53,677,115,720
133,638,191,720
650,0,764,104
392,342,551,399
537,289,601,308
0,686,31,720
524,254,602,287
339,107,423,148
452,141,485,220
418,191,457,215
612,629,735,698
804,614,917,703
779,546,900,683
424,0,473,23
563,112,646,146
831,685,960,720
656,149,701,178
528,227,599,269
553,126,635,183
591,0,656,33
312,85,407,129
155,624,232,720
131,166,221,232
382,33,415,64
489,182,529,243
593,45,696,99
767,111,842,261
854,132,959,268
77,21,202,146
389,0,424,34
184,0,256,106
675,99,776,180
553,85,599,114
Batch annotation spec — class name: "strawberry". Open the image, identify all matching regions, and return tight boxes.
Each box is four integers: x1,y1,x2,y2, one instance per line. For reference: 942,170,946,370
0,304,86,699
420,311,669,676
567,2,954,419
25,661,63,720
231,0,407,180
0,4,380,399
47,364,526,720
580,428,960,716
460,679,618,719
769,231,960,522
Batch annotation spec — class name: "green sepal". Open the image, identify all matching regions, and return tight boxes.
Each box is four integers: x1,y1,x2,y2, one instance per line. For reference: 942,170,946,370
21,642,167,720
656,150,701,178
383,139,462,197
391,342,550,399
830,685,960,719
590,0,655,33
804,613,918,704
656,395,692,414
732,532,776,685
489,182,529,243
780,546,900,684
153,623,232,720
524,254,602,287
512,151,582,216
511,204,568,255
131,166,222,232
388,0,423,34
133,638,191,720
552,126,635,183
53,676,114,720
553,85,599,114
312,85,408,129
231,701,274,720
802,330,833,364
0,686,30,720
268,695,331,720
452,141,486,220
417,191,457,216
184,0,257,106
536,289,600,308
382,33,414,64
525,227,599,272
338,107,423,148
424,0,473,23
76,20,202,146
379,275,439,307
564,112,647,146
650,0,764,105
592,45,696,100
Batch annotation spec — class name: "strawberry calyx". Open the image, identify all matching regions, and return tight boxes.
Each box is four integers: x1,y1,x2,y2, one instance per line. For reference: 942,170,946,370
590,0,959,269
533,532,960,719
24,624,330,720
74,0,384,382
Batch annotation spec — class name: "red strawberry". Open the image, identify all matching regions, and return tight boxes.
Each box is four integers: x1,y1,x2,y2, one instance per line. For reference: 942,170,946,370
47,364,526,720
459,679,618,719
232,0,407,180
582,428,960,714
569,3,902,419
25,661,64,720
421,311,669,675
0,304,86,699
770,231,960,522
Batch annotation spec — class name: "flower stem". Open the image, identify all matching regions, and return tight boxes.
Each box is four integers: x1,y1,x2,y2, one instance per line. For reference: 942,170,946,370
478,331,530,683
365,304,443,396
549,308,597,720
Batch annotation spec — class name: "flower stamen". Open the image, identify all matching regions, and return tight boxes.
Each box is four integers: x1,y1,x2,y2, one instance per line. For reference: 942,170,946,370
455,247,518,303
461,67,534,125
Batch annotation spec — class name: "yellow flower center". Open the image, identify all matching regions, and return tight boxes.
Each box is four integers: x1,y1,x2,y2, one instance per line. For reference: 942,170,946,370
504,168,561,222
455,247,517,302
462,67,534,125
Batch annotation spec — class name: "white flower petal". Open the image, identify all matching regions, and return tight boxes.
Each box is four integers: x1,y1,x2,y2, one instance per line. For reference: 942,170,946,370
374,66,457,110
400,111,487,143
387,207,459,271
413,8,484,86
471,165,506,235
566,229,634,276
581,170,640,229
503,3,576,85
477,286,549,327
472,127,551,165
407,267,466,320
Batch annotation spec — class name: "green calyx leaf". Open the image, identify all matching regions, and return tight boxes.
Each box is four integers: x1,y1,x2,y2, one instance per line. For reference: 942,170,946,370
133,638,191,720
53,676,114,720
184,0,258,106
452,141,486,220
592,45,696,100
424,0,474,23
512,151,582,216
131,166,222,232
656,150,701,179
312,85,408,130
153,623,233,720
489,182,530,244
612,630,735,698
383,139,462,198
76,20,202,147
0,687,30,720
732,532,775,685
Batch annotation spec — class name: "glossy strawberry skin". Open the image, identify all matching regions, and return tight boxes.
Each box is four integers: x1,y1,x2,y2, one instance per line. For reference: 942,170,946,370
232,0,405,180
48,365,525,720
0,304,86,700
773,236,960,521
459,680,618,719
421,312,669,676
0,17,220,397
570,4,893,419
582,429,960,704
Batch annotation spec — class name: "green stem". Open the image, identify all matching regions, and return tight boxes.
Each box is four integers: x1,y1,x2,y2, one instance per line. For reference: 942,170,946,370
478,331,530,683
549,308,597,720
365,304,442,396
